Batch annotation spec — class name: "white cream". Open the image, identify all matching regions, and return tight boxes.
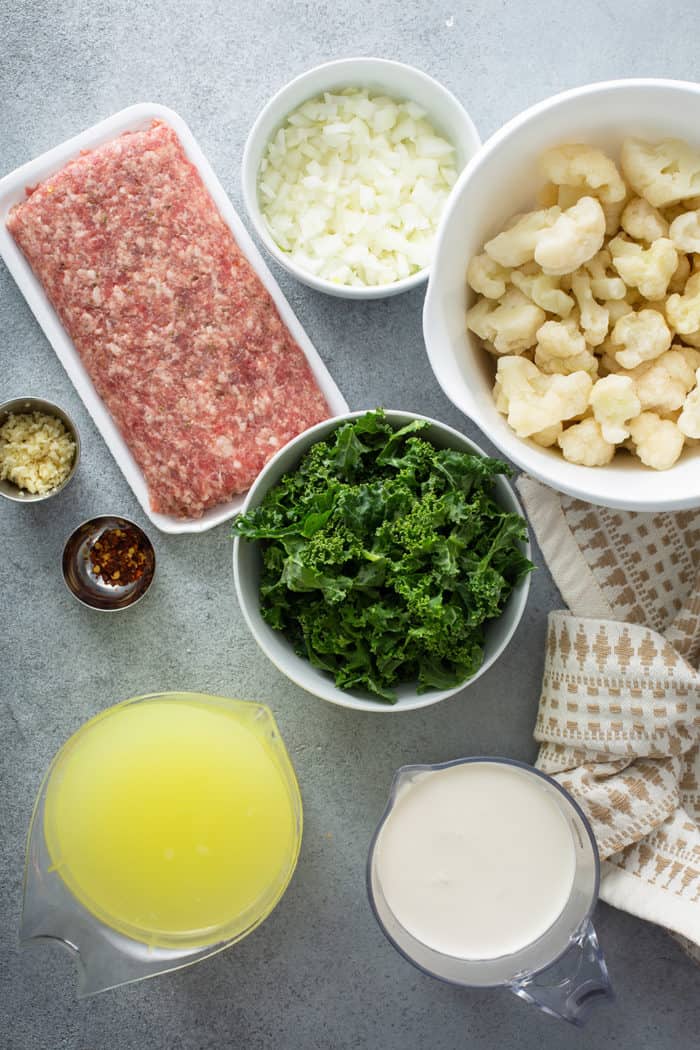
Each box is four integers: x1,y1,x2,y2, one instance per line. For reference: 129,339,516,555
374,762,576,960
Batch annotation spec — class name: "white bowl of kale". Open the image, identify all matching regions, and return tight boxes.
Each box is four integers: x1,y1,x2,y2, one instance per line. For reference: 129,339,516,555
232,410,533,712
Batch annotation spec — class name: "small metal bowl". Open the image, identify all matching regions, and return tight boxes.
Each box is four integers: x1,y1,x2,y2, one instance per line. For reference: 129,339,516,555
0,396,81,503
62,515,156,611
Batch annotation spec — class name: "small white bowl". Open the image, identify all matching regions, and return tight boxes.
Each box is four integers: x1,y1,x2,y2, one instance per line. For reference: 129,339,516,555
424,78,700,512
233,411,531,713
242,58,481,300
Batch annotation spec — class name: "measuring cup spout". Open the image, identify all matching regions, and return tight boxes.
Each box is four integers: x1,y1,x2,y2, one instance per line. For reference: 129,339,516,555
509,918,614,1026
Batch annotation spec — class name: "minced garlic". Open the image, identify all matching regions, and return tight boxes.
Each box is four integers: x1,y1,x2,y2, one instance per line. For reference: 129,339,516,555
0,411,75,494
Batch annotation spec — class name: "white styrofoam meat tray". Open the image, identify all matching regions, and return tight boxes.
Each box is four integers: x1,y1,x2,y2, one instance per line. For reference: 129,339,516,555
0,103,348,533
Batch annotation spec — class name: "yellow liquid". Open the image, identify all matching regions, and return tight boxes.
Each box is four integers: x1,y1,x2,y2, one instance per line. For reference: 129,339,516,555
43,695,301,948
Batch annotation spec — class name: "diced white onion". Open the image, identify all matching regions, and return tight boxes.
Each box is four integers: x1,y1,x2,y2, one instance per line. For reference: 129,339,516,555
258,87,457,287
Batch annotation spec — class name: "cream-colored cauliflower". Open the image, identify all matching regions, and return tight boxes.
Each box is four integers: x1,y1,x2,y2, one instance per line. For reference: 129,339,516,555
537,347,599,377
621,137,700,207
669,210,700,253
620,197,668,242
534,196,606,275
530,422,563,447
465,297,497,341
571,271,609,346
534,318,598,375
557,418,615,466
608,235,679,300
666,272,700,334
535,319,587,358
495,356,593,438
466,290,546,354
584,250,627,300
484,207,561,267
540,143,626,204
510,267,575,317
589,374,642,443
466,254,510,299
630,348,698,414
611,308,672,369
628,411,685,469
678,370,700,437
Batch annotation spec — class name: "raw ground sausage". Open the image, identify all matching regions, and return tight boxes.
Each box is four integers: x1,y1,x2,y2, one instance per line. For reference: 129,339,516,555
7,121,330,517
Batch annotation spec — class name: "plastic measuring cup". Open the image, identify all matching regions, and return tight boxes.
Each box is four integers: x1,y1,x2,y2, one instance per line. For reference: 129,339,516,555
367,757,613,1026
21,692,302,995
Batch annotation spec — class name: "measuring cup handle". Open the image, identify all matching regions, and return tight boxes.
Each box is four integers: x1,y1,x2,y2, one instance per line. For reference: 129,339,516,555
509,919,614,1026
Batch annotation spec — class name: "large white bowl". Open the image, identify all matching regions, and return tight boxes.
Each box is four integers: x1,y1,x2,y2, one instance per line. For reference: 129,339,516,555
242,58,481,300
233,411,531,713
423,78,700,512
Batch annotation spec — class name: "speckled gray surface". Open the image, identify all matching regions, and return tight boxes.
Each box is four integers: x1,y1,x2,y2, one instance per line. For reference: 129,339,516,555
2,1,699,1047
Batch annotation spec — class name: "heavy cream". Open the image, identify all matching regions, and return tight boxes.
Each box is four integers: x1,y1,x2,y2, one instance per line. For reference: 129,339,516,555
374,761,576,961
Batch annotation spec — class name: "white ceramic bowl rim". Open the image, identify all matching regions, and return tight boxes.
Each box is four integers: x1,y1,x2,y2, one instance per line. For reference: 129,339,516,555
424,77,700,512
233,410,532,713
241,57,481,300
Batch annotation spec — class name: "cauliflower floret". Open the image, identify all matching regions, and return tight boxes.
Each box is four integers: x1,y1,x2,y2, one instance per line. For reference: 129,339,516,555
621,138,700,207
535,196,606,276
534,317,598,375
666,272,700,334
632,348,699,414
530,422,563,447
558,417,616,466
669,210,700,253
484,207,561,267
628,411,685,469
536,346,598,376
608,235,678,300
535,319,586,358
611,309,672,369
540,144,626,204
589,374,642,443
510,268,575,317
620,197,668,242
678,370,700,437
466,297,497,341
571,271,609,346
495,356,593,438
584,249,627,300
467,253,510,299
466,290,546,354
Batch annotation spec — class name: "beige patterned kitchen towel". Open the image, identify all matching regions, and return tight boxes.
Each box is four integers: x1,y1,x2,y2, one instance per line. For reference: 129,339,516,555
517,477,700,954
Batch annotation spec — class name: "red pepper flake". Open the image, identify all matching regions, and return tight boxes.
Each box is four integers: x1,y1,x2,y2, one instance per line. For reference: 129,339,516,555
88,525,153,586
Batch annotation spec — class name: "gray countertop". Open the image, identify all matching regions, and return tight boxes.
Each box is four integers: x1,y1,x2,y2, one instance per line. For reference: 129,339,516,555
2,2,699,1047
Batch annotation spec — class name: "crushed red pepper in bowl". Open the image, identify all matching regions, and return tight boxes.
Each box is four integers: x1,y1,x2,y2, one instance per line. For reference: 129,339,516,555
89,524,151,586
62,515,156,611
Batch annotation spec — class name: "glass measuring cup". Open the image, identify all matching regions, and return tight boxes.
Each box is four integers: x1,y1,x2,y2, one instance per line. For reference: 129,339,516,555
367,757,613,1026
21,692,302,996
